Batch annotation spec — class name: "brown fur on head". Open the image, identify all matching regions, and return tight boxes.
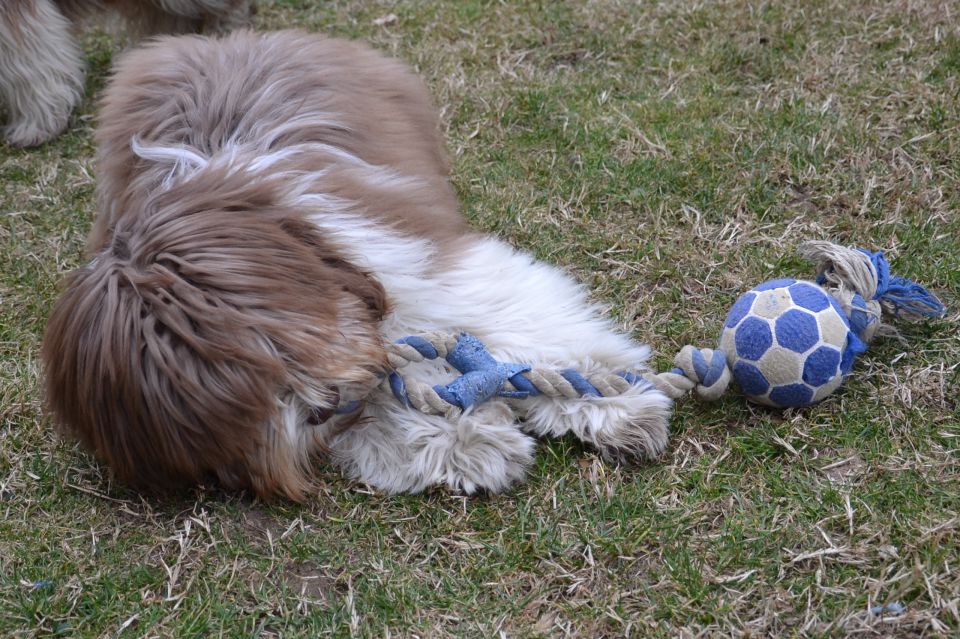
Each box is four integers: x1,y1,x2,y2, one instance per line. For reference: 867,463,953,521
43,29,470,500
43,167,388,501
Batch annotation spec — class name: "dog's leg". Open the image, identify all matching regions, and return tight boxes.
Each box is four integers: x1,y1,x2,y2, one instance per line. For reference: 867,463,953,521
0,0,84,147
328,393,536,494
308,214,670,471
439,238,673,463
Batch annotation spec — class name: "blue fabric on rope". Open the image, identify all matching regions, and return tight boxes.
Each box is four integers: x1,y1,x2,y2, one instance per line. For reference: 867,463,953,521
388,333,532,410
434,367,529,408
858,249,946,317
386,333,648,412
434,334,530,409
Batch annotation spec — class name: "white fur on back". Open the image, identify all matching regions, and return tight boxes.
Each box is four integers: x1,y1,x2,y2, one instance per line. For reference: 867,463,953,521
304,209,650,370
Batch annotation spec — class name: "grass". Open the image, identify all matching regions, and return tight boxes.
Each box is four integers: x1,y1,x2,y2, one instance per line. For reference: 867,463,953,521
1,0,958,636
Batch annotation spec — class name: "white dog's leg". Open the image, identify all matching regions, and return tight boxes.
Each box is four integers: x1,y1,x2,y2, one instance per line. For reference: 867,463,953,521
0,0,83,147
440,239,673,462
308,214,671,473
329,387,535,494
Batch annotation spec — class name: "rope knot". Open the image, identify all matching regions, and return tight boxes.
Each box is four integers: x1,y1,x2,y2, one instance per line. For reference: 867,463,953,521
647,346,731,401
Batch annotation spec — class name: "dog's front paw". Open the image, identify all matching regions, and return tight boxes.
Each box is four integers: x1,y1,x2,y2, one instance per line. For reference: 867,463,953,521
592,395,671,463
442,415,536,494
518,380,673,463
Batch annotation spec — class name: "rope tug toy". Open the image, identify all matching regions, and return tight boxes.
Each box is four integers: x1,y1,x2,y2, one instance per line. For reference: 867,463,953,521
366,241,945,416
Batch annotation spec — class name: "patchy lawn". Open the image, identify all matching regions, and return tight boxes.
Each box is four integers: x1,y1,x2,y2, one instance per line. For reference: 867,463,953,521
1,0,957,636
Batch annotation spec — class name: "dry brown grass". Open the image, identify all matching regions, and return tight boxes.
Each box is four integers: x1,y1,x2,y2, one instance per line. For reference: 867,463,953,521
0,0,957,636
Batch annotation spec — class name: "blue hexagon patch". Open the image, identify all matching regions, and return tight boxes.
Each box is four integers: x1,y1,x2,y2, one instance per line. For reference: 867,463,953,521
775,309,819,353
724,292,756,329
735,317,773,360
803,346,841,386
733,361,770,397
769,383,814,407
788,281,830,312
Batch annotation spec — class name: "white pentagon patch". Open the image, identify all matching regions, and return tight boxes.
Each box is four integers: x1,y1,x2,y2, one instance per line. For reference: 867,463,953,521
719,327,736,364
816,307,850,348
812,375,845,402
752,288,794,319
757,345,804,385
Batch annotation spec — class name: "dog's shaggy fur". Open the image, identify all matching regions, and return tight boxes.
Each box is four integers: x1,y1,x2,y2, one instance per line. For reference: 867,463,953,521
43,30,673,501
0,0,254,147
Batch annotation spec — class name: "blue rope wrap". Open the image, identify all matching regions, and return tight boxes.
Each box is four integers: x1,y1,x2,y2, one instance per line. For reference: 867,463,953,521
559,369,603,397
619,371,645,385
504,373,539,397
656,346,731,401
386,333,650,411
388,372,411,408
846,292,874,340
395,335,440,359
858,249,946,317
690,348,727,387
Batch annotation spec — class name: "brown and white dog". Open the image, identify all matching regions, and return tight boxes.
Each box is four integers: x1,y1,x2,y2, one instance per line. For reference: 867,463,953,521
0,0,254,147
42,30,672,501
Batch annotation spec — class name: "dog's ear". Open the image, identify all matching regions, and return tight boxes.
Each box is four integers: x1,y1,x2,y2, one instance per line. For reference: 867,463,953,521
278,215,388,322
43,179,387,500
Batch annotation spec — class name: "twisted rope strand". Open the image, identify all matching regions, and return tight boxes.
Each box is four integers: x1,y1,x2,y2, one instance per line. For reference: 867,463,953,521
379,332,732,418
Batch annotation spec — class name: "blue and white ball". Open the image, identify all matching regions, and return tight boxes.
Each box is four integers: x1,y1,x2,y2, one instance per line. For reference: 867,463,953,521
718,279,866,408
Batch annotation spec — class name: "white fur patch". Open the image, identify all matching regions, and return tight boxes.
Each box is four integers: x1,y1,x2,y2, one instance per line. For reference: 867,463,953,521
330,397,535,494
304,210,672,491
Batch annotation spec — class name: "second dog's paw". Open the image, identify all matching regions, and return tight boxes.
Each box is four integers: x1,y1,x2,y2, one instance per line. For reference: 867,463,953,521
2,119,65,148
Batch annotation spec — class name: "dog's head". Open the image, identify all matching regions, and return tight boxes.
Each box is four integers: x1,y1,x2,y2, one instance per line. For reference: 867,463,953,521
43,168,388,500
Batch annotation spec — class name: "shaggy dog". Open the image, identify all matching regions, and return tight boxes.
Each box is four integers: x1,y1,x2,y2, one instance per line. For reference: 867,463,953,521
42,30,672,501
0,0,254,147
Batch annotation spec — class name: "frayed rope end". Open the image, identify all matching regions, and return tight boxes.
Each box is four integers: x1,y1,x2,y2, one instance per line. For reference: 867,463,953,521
801,241,947,324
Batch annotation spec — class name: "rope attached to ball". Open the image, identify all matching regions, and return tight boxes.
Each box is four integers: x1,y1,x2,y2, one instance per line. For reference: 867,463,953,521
335,241,944,417
349,333,733,419
799,240,946,343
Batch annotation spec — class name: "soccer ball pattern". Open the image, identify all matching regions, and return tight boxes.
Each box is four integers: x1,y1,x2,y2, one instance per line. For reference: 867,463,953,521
718,279,863,408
